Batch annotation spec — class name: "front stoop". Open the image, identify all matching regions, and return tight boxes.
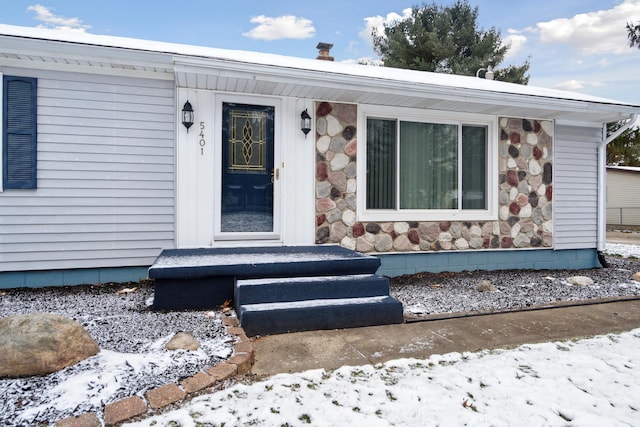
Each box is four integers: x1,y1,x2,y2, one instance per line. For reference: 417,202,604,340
148,245,404,336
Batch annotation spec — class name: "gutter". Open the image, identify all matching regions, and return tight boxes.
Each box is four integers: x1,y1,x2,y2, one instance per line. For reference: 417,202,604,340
597,113,638,259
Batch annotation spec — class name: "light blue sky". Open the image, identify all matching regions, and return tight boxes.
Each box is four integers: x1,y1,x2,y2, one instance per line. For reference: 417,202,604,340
2,1,639,104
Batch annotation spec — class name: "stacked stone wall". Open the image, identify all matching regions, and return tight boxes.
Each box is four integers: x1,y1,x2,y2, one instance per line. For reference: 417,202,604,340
314,101,553,253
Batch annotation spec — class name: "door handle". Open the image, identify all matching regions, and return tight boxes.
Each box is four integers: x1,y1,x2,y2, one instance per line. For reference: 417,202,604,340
271,168,279,183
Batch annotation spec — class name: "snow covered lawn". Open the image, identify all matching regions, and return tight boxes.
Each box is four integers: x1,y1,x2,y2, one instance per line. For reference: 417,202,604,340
606,242,640,259
128,328,640,426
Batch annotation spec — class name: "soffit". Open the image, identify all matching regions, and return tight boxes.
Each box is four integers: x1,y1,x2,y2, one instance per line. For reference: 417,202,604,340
0,35,174,78
173,61,637,124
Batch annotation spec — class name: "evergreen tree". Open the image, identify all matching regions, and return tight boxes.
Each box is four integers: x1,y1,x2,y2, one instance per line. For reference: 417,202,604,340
372,1,530,84
607,121,640,166
628,21,640,49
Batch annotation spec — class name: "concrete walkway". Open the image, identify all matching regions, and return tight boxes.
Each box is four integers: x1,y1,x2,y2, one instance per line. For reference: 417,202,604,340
252,298,640,376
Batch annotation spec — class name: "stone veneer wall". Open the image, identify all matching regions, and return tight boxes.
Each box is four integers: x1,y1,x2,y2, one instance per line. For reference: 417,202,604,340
314,101,553,253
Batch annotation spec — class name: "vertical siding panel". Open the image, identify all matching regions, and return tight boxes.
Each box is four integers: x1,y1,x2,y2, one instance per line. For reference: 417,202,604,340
554,124,601,249
606,168,640,226
0,69,175,272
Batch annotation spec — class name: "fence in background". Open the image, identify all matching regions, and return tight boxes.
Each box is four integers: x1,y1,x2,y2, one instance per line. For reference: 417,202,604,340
607,207,640,227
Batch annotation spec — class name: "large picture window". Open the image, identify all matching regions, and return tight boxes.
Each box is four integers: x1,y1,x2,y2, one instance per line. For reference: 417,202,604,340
363,107,495,221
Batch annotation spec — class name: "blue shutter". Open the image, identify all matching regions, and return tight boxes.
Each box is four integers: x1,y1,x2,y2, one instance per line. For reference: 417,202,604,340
3,76,37,189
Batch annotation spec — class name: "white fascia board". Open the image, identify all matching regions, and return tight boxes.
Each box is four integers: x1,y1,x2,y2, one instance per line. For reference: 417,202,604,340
0,56,174,80
174,57,639,123
0,34,174,78
2,24,639,122
0,23,631,107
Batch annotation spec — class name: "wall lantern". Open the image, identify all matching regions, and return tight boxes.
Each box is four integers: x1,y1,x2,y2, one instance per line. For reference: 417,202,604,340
475,65,494,80
182,100,194,132
301,109,312,138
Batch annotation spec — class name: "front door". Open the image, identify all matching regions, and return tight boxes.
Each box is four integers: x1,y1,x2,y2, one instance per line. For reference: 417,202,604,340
219,102,277,237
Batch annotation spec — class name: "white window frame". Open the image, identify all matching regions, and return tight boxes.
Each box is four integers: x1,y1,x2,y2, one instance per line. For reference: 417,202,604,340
358,104,498,222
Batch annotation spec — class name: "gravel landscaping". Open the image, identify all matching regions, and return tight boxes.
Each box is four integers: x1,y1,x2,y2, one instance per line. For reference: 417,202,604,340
0,281,235,426
0,245,639,425
391,255,640,318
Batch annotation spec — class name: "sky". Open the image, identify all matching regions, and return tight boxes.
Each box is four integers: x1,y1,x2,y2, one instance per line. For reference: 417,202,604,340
1,1,639,105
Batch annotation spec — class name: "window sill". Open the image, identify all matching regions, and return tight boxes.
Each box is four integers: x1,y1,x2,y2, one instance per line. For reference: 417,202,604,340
358,209,498,223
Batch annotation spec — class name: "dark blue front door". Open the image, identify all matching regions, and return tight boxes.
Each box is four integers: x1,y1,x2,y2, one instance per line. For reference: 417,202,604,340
221,103,275,233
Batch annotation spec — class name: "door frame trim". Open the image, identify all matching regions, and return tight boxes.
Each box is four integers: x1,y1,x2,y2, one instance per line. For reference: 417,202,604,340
213,94,283,242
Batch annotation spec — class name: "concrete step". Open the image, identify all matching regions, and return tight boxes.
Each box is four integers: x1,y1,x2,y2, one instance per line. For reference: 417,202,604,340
149,246,384,311
149,245,381,281
238,296,404,336
235,274,391,306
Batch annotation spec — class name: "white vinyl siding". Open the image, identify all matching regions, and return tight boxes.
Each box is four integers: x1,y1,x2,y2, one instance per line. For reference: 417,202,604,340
554,124,602,250
0,68,175,272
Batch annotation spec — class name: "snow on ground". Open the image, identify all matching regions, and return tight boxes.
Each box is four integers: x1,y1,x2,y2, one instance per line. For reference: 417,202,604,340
1,248,639,425
0,283,235,425
7,343,228,425
1,329,234,426
606,243,640,259
128,329,640,427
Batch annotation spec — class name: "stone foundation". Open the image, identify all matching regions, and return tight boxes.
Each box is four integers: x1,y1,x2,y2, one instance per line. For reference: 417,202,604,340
315,101,553,253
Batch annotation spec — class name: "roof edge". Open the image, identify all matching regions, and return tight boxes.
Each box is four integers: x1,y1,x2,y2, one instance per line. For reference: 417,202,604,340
1,24,639,115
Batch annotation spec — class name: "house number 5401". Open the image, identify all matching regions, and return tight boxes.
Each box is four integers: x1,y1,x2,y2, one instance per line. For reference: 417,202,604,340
199,122,206,155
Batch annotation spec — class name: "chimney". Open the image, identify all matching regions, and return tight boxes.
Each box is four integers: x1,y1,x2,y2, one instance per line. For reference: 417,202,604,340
316,42,334,61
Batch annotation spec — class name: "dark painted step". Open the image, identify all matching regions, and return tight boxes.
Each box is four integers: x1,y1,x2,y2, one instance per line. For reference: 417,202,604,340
235,274,391,306
149,246,381,280
149,246,383,310
238,296,404,336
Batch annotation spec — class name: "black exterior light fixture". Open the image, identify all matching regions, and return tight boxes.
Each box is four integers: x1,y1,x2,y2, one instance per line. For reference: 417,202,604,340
301,108,312,138
182,100,194,132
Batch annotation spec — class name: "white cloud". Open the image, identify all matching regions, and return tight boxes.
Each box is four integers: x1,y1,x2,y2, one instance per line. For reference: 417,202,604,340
359,8,412,50
554,79,604,90
502,29,528,58
26,4,90,32
555,80,585,90
243,15,315,41
352,57,384,66
532,0,640,55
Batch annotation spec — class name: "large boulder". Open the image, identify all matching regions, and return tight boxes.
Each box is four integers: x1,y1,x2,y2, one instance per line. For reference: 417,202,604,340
0,313,100,378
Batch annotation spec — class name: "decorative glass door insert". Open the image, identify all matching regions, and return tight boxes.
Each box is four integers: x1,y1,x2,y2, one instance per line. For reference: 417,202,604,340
220,103,275,233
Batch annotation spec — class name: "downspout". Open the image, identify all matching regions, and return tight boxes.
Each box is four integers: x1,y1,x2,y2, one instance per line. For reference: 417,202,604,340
597,113,638,266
